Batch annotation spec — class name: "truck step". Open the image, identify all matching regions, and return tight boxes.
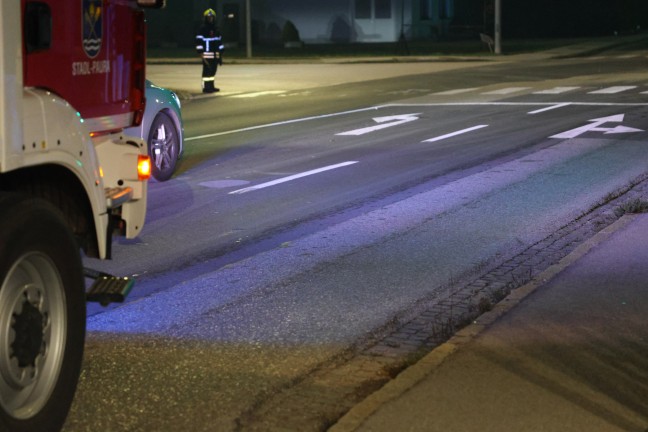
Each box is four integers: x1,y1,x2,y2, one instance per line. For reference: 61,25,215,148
84,268,135,306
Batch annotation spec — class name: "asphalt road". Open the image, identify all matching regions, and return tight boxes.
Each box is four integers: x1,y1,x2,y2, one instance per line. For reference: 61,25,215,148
69,45,648,431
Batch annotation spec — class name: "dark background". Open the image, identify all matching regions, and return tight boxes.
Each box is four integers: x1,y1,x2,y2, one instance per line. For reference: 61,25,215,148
458,0,648,38
144,0,648,49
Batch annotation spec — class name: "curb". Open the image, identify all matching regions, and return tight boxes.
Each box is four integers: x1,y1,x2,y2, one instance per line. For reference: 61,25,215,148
146,55,498,66
147,34,648,66
329,214,638,432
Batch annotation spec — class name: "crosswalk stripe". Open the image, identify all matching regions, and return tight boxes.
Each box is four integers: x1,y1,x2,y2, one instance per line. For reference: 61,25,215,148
429,84,644,98
231,90,287,98
433,88,480,95
588,86,637,94
482,87,531,95
533,86,581,94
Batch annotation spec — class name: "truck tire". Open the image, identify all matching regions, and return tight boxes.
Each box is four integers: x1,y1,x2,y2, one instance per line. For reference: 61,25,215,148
0,194,85,432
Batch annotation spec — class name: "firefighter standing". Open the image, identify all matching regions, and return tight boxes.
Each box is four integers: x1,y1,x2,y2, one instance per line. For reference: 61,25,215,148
195,8,224,93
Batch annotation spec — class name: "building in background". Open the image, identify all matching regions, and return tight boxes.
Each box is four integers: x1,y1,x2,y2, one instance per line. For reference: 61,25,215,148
241,0,455,45
145,0,456,48
144,0,648,49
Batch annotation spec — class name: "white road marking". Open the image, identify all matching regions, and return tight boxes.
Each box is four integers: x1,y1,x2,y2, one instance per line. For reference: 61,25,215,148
433,88,480,95
550,114,644,139
533,86,581,94
385,89,430,96
229,161,359,194
385,102,648,108
482,87,531,95
185,107,379,142
337,114,421,136
528,103,571,114
186,102,648,143
423,125,488,143
231,90,287,98
192,92,242,100
589,86,637,94
199,180,250,189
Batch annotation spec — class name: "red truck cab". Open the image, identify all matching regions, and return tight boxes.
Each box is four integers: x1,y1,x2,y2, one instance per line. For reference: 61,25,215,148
23,0,149,132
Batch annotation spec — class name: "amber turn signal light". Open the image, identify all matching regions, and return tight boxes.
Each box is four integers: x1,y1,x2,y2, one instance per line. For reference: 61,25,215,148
138,155,151,180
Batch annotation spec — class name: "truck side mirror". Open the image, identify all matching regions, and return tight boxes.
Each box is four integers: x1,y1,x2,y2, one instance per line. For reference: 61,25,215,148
24,2,52,53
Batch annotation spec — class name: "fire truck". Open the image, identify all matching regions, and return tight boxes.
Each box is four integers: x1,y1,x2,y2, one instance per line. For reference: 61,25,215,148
0,1,163,430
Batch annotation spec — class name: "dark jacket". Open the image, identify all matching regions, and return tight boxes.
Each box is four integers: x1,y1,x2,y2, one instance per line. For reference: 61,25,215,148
196,22,224,59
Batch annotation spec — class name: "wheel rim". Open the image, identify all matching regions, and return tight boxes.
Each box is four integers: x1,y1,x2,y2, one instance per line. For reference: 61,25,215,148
0,252,66,420
150,115,178,174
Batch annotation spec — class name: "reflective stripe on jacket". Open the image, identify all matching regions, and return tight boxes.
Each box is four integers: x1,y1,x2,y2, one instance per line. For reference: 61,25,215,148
195,35,222,53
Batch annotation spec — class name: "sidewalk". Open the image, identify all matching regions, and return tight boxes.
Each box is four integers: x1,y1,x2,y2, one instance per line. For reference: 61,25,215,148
331,214,648,432
147,33,648,99
148,34,648,65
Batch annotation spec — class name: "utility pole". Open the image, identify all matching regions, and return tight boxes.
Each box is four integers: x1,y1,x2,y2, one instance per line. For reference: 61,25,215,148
245,0,252,58
396,0,409,55
494,0,501,54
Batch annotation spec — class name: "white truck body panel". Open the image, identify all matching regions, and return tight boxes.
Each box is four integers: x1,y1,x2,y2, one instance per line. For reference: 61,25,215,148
0,0,23,174
0,0,148,258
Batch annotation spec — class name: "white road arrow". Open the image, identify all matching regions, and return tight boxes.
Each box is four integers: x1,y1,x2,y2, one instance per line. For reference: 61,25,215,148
337,113,421,136
550,114,644,139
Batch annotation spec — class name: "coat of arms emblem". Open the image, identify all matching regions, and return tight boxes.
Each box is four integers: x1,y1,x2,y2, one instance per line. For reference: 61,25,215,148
82,0,103,58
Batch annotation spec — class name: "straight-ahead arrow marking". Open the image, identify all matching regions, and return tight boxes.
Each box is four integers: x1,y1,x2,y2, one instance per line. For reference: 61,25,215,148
550,114,644,139
593,125,644,134
337,113,421,136
423,125,489,143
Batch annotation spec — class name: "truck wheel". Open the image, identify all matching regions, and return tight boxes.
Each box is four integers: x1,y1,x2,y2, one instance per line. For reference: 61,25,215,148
0,195,85,432
148,111,180,181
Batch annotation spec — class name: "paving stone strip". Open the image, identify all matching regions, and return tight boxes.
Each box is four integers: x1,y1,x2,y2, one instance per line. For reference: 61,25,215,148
236,176,648,432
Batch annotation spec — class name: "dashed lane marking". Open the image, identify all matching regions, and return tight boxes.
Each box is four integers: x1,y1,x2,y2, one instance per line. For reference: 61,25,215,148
229,161,359,195
527,103,572,114
423,125,488,143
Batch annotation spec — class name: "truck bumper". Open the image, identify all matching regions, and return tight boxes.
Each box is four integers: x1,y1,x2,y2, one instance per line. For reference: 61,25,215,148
94,133,148,240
